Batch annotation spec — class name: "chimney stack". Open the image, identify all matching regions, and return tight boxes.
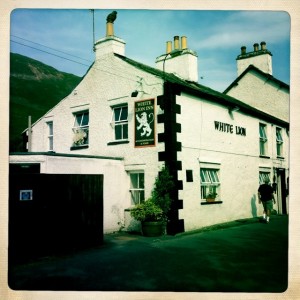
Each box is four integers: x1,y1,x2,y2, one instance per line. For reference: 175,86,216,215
236,41,272,76
94,11,125,59
155,35,198,82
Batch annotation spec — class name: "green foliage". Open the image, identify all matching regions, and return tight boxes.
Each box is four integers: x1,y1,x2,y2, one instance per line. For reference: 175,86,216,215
206,186,218,199
151,166,174,217
131,166,175,224
130,199,163,222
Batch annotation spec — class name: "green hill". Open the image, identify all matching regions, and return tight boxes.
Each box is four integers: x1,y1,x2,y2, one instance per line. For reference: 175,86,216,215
10,53,82,151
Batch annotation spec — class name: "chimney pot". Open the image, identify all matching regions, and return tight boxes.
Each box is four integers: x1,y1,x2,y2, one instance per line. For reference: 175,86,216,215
253,43,259,52
181,36,187,49
261,41,266,50
174,36,180,50
166,41,172,54
241,46,247,55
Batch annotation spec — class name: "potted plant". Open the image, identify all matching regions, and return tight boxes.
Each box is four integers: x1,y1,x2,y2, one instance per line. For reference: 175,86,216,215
130,198,164,236
206,190,218,202
130,166,174,236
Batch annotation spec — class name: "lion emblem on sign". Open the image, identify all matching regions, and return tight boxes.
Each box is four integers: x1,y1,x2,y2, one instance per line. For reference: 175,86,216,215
136,112,154,137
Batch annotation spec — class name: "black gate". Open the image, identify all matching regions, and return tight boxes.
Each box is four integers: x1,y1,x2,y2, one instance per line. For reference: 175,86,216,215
9,171,103,263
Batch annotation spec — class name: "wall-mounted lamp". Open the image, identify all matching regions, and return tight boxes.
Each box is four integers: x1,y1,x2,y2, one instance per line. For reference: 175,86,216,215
131,90,139,97
228,106,240,113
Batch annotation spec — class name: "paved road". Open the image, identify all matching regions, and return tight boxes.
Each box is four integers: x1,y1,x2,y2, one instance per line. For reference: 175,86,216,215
8,215,288,292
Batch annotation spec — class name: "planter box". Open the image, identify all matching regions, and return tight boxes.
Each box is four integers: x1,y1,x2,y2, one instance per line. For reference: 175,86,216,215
206,198,216,203
142,221,164,237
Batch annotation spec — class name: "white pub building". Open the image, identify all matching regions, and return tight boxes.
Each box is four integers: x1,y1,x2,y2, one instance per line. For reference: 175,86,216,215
10,14,289,235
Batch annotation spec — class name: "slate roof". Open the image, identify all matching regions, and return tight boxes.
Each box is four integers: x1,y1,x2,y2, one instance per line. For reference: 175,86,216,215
115,54,289,128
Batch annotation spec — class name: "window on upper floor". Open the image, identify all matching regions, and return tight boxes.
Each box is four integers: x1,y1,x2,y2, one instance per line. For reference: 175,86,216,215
200,168,220,201
112,106,128,141
129,172,145,205
259,123,268,156
276,127,283,157
72,111,89,147
47,121,53,151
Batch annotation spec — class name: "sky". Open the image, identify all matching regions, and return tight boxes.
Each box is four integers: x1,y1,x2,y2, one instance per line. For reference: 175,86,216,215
10,9,290,92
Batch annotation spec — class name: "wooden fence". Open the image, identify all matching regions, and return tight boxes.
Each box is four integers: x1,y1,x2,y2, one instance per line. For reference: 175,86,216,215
9,172,103,263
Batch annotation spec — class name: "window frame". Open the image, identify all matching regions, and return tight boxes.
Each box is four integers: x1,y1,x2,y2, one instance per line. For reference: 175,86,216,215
259,123,268,156
47,121,54,151
200,168,220,200
129,171,145,205
72,111,89,147
276,127,284,157
111,105,128,141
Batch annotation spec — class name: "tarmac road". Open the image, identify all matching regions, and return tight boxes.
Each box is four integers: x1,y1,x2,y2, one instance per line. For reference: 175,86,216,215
8,215,288,292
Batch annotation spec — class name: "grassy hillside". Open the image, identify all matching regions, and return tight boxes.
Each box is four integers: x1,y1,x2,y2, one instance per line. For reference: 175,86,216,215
10,53,82,151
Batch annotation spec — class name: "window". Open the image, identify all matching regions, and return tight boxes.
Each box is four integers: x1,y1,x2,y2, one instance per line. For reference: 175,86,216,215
72,111,89,147
129,172,145,205
47,121,53,151
200,168,220,200
259,123,268,156
112,106,128,141
259,171,270,185
276,127,283,157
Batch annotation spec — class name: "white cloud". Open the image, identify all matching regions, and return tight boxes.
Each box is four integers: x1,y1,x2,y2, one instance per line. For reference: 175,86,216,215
194,11,290,50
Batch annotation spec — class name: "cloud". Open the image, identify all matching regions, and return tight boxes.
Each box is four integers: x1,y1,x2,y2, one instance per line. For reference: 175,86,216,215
193,11,290,50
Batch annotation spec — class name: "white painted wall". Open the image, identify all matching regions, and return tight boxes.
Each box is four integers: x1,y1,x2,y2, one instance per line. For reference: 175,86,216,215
176,92,289,231
9,154,128,233
225,70,289,122
237,53,272,76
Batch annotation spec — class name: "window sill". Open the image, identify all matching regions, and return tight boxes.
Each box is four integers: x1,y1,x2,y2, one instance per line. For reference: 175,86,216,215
107,140,130,146
259,155,270,159
201,201,223,205
277,156,285,160
70,145,89,150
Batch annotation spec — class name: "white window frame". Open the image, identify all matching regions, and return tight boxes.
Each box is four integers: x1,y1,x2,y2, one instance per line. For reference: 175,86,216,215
276,127,283,157
129,171,145,205
200,168,220,200
111,105,128,141
72,111,89,146
47,121,53,151
259,123,268,156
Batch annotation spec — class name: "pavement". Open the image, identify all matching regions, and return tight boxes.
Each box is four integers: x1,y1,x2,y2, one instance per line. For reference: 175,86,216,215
8,215,288,293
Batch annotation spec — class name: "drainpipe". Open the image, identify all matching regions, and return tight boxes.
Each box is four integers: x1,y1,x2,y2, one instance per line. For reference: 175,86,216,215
28,116,32,152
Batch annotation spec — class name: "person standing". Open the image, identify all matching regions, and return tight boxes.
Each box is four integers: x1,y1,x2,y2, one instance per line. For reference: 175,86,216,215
258,178,276,223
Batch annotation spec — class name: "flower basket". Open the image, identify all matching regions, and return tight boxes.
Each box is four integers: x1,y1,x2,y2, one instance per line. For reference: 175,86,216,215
205,191,217,202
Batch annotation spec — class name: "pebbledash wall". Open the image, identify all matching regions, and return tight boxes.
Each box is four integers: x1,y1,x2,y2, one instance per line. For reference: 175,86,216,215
10,19,289,234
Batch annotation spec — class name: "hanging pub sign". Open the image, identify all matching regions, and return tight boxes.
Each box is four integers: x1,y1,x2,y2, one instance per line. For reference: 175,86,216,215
134,99,155,147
